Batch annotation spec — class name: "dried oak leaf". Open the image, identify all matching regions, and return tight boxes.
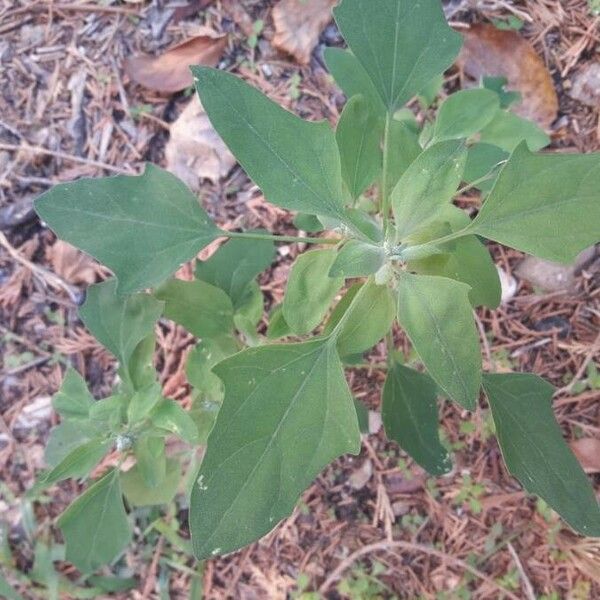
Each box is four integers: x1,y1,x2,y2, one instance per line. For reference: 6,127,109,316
272,0,337,65
124,28,227,93
165,96,236,190
571,438,600,474
457,23,558,129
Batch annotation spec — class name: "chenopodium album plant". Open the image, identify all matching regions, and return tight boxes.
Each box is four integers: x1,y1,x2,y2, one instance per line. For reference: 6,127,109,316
32,0,600,571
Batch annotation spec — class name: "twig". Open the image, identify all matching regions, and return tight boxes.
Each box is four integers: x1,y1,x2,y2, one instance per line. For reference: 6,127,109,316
555,330,600,396
0,143,136,175
318,539,521,600
0,356,50,380
474,310,494,371
141,536,164,599
507,542,536,600
0,231,81,303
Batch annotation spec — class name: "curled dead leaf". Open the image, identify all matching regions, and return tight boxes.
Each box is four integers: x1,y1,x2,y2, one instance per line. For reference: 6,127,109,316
46,240,102,285
457,23,558,129
165,96,236,190
272,0,337,65
124,28,227,93
571,438,600,474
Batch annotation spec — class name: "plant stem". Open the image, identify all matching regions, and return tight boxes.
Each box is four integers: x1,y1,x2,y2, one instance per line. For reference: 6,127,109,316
455,160,507,196
380,113,393,234
223,230,340,245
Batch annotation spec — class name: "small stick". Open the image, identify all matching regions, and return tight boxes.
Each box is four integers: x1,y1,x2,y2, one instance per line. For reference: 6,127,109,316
318,539,521,600
0,143,136,175
507,542,536,600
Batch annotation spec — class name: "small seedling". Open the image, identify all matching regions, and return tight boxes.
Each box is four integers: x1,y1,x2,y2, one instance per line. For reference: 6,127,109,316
32,0,600,573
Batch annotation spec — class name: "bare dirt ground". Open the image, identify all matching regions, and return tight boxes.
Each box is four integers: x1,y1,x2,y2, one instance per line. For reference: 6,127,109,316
1,1,599,598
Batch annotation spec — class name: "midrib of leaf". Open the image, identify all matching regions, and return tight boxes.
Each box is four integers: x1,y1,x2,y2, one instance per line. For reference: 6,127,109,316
199,342,330,551
389,0,402,108
350,125,369,196
205,78,342,217
85,474,119,568
401,276,471,404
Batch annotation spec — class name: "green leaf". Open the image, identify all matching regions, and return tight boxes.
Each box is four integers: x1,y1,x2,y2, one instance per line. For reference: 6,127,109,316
121,459,181,507
418,74,444,109
431,89,500,144
235,280,264,330
479,110,550,152
126,334,157,391
382,362,451,475
193,67,347,219
409,207,501,309
79,278,163,367
396,273,481,409
155,279,234,339
329,281,395,356
333,0,462,112
134,436,166,488
329,240,386,279
336,95,381,199
293,213,324,233
127,383,161,424
45,421,102,468
483,373,600,536
392,141,467,240
354,399,369,434
482,76,521,108
283,249,344,335
58,469,131,573
323,48,386,117
194,235,275,308
34,164,221,294
468,143,600,263
463,143,508,193
35,438,110,492
89,395,127,430
266,304,292,339
52,368,94,420
151,399,199,444
386,119,422,197
343,207,383,243
190,339,360,559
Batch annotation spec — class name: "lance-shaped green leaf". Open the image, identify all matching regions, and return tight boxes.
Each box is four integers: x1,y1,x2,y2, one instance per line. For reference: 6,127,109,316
52,368,94,420
79,278,163,367
324,48,386,117
121,458,181,507
266,304,292,339
58,469,131,573
463,143,508,193
150,399,199,445
194,235,275,308
430,89,500,144
33,438,111,494
396,273,481,409
386,119,422,198
329,240,386,279
408,207,501,309
34,164,221,294
327,280,395,356
480,110,549,152
382,362,451,475
333,0,462,112
155,279,234,339
193,66,347,219
283,249,344,335
336,95,382,199
483,373,600,536
467,143,600,263
190,339,361,559
392,141,467,240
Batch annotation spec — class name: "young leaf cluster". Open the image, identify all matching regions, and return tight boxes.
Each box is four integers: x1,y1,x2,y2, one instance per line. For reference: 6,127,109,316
33,0,600,570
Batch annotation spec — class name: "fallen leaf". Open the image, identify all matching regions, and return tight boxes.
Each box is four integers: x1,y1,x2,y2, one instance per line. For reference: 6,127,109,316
272,0,337,65
457,23,558,128
165,96,236,190
47,240,101,285
571,438,600,473
570,62,600,107
124,28,227,93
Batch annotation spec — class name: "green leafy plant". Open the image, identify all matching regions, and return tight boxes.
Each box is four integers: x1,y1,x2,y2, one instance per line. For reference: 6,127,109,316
32,0,600,572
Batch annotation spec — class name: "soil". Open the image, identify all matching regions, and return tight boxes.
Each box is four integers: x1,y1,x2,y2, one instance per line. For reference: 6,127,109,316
0,1,599,598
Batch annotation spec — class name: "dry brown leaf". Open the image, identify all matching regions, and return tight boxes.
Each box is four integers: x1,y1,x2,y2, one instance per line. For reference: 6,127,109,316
457,23,559,129
165,95,236,190
272,0,337,65
571,438,600,473
46,240,100,285
124,28,227,93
